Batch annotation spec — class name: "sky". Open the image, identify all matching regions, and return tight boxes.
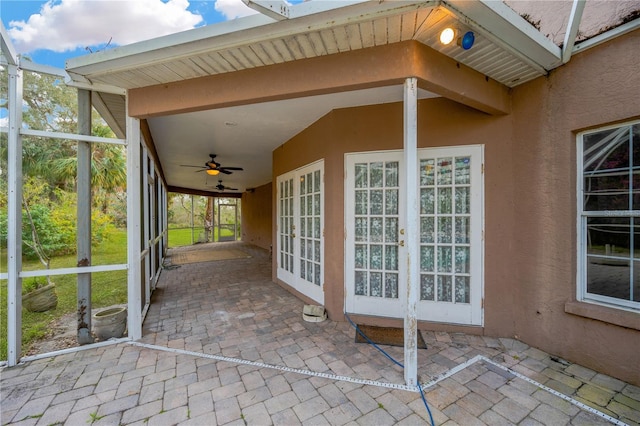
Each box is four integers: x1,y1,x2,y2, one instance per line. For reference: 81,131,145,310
0,0,273,69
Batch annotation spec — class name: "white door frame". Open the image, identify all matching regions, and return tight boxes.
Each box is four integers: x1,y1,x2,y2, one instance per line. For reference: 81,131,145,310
276,160,325,304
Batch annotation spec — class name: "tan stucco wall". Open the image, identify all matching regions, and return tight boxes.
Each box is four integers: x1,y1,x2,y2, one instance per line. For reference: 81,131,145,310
241,182,272,251
273,98,516,336
273,30,640,385
510,30,640,384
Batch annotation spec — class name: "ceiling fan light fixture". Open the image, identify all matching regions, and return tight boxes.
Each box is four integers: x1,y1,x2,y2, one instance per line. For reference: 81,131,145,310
206,169,220,176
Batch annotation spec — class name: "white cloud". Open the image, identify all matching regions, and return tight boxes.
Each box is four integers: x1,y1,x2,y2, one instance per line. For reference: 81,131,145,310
8,0,204,53
214,0,258,20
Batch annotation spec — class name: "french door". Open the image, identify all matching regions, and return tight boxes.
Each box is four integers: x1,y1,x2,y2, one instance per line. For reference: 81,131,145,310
345,146,483,325
277,160,324,304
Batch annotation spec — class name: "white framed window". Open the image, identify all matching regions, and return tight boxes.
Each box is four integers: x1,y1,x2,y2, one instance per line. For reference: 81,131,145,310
578,121,640,311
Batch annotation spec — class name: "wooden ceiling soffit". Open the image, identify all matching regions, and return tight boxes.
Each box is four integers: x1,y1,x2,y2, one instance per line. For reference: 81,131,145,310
129,40,510,118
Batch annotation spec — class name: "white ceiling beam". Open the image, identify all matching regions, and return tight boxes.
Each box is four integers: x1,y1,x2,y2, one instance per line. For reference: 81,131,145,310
243,0,290,21
562,0,586,64
1,21,18,66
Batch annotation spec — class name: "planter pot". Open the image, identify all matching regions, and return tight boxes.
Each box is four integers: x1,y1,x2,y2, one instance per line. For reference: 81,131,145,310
23,284,58,312
92,307,127,340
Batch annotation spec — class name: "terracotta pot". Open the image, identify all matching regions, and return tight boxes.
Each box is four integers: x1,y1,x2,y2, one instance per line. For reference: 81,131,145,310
23,284,58,312
92,307,127,340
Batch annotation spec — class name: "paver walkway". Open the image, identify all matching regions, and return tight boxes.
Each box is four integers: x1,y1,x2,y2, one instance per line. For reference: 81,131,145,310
2,242,639,425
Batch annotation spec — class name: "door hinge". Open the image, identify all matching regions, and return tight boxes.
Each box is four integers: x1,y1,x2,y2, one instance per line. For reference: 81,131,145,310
482,163,485,174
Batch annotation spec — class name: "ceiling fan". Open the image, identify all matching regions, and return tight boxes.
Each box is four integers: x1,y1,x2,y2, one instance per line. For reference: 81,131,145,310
180,154,243,175
214,180,238,191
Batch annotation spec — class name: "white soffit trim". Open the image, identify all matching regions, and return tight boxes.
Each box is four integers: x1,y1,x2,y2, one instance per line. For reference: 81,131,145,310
443,0,562,71
66,1,434,77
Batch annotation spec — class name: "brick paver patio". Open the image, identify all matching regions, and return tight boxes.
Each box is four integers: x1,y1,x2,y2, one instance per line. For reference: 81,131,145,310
2,242,639,425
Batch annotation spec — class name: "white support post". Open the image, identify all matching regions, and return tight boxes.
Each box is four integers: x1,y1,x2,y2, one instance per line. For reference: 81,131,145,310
127,113,143,340
7,63,23,366
403,77,419,387
77,89,94,344
142,147,150,307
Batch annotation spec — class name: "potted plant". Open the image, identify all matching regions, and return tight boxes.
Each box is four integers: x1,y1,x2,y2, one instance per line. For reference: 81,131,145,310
22,277,58,312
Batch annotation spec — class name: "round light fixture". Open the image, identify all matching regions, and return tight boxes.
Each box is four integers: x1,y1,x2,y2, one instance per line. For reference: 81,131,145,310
439,27,456,45
206,169,220,176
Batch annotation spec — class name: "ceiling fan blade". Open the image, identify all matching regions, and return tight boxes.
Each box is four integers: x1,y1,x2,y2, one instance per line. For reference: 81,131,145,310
180,165,206,168
219,169,232,174
227,187,238,191
220,167,243,171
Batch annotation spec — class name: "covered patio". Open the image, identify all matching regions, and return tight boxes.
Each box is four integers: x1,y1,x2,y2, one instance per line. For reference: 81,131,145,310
2,244,638,425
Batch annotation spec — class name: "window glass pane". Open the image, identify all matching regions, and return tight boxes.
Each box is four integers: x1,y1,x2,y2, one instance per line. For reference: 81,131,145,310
370,272,383,297
438,187,452,214
370,245,382,269
421,246,434,272
314,264,321,286
455,187,470,214
370,190,383,215
385,189,398,215
633,172,640,211
355,271,367,295
420,275,434,301
314,217,320,238
455,276,470,303
586,217,630,258
438,246,452,272
583,126,630,211
437,276,452,302
314,170,320,192
420,188,435,214
455,157,471,184
455,247,470,273
385,273,399,298
455,217,470,244
437,158,453,185
355,190,368,215
307,173,313,193
438,217,452,244
355,163,368,188
385,218,398,243
385,162,399,187
314,240,320,262
370,162,384,188
421,217,435,244
370,217,383,242
385,245,398,271
300,175,306,194
314,193,320,215
587,261,630,300
355,244,368,269
355,217,368,242
634,261,640,302
421,159,435,186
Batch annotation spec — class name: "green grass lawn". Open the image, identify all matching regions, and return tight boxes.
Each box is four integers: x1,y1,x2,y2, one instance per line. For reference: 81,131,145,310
168,226,236,247
0,229,128,360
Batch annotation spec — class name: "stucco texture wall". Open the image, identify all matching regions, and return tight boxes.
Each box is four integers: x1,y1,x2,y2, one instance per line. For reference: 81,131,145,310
273,97,516,335
511,30,640,384
241,182,272,251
